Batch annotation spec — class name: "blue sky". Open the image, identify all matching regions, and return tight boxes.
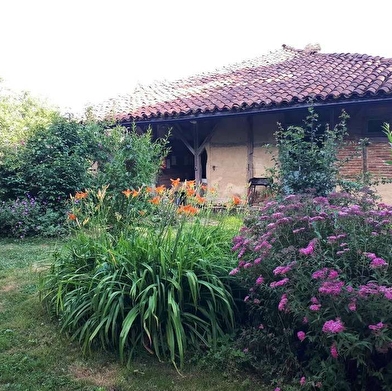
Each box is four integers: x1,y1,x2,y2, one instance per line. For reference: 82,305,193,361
1,0,391,113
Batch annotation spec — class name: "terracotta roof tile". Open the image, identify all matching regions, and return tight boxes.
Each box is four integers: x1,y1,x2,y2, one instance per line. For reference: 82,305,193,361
92,45,392,121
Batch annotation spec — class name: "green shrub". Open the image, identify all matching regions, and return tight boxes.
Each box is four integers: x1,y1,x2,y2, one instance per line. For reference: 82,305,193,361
94,125,170,194
21,118,95,206
382,122,392,165
40,185,240,369
0,114,169,237
0,195,66,238
230,191,392,390
269,106,348,196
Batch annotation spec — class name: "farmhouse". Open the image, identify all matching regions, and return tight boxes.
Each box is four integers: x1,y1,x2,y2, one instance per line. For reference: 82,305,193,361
94,44,392,203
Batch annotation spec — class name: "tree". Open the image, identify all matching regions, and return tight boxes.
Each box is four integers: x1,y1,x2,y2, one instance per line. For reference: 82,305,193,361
0,80,58,147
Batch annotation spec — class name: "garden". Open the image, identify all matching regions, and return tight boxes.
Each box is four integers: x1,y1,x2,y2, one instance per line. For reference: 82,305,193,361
1,89,392,391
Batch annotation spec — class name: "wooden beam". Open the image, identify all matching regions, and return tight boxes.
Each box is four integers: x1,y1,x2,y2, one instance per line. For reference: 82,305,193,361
247,116,254,180
173,121,218,184
173,124,195,155
199,132,213,152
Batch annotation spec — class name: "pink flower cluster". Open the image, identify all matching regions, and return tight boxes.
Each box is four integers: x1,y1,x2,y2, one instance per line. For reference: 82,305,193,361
231,235,245,251
278,293,288,311
327,233,347,244
229,267,239,275
370,257,388,269
358,283,392,299
270,278,289,288
299,238,317,256
255,275,264,285
297,331,306,341
319,280,345,296
312,267,339,280
368,322,386,331
312,268,328,279
313,196,329,204
309,296,321,311
273,261,296,276
254,240,272,252
322,318,345,334
330,342,339,358
348,299,357,311
364,252,388,269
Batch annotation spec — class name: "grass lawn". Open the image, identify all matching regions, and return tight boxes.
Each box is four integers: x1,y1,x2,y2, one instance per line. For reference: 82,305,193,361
0,238,261,391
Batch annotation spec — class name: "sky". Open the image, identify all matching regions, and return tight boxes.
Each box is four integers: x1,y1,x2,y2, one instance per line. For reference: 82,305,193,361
1,0,392,113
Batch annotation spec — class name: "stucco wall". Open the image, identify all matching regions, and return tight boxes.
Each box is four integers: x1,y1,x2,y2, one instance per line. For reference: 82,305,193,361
206,117,248,200
206,114,282,200
205,110,392,204
252,113,283,177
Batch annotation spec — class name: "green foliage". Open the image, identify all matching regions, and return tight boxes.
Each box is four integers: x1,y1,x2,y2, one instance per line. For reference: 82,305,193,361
270,106,348,196
40,186,240,369
195,335,252,377
1,238,254,391
0,117,92,203
0,82,57,147
382,122,392,165
95,124,170,193
0,195,66,238
0,109,168,237
20,118,97,205
230,191,392,390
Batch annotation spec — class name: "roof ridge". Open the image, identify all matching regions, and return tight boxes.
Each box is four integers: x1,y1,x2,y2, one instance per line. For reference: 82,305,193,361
132,46,300,91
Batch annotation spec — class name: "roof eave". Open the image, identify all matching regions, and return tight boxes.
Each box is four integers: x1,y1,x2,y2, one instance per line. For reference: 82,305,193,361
118,95,392,126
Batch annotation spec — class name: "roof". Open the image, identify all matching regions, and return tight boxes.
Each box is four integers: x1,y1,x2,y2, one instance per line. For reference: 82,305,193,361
93,44,392,122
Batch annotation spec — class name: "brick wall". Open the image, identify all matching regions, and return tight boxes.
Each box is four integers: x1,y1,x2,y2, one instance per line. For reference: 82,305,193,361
339,141,392,178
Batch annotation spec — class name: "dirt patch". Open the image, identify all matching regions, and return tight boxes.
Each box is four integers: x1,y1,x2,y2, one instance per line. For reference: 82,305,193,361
69,362,120,389
0,281,18,293
31,262,50,273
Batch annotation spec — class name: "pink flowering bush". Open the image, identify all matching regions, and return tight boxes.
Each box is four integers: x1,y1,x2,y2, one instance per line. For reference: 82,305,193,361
231,191,392,390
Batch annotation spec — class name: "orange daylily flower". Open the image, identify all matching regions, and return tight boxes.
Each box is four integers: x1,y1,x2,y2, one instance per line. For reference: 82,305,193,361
122,189,132,198
195,195,206,204
185,180,195,189
131,189,140,198
186,188,196,197
232,195,242,205
177,204,198,216
146,186,153,194
68,213,77,220
149,196,161,205
75,191,88,200
155,185,166,194
170,178,181,188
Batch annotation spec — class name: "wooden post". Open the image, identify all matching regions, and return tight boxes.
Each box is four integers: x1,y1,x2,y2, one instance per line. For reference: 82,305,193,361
192,121,202,184
362,140,369,184
173,122,215,185
247,116,254,180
